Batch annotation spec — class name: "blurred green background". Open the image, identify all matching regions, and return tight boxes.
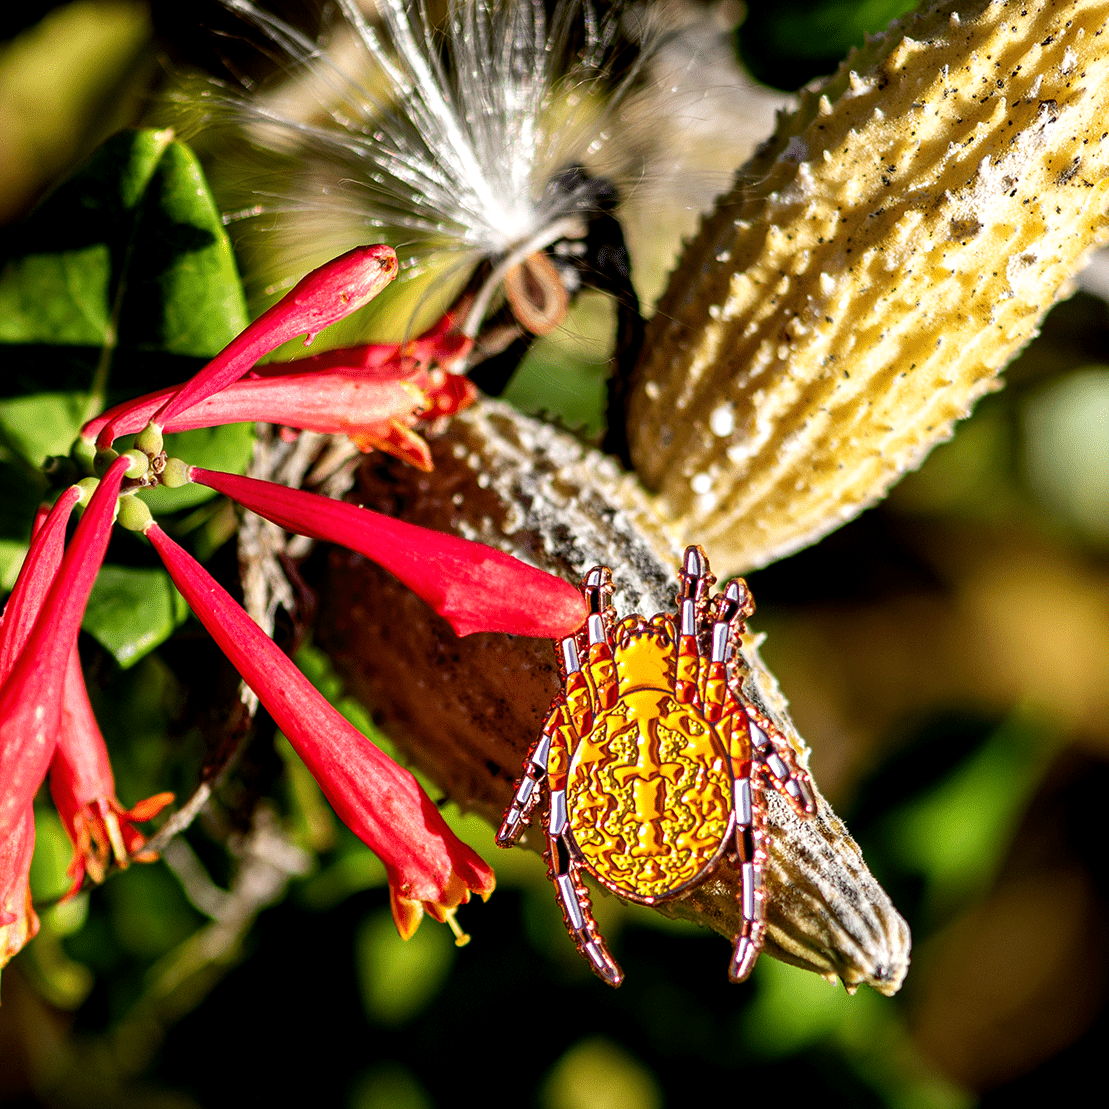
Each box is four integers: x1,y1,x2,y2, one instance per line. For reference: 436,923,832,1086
2,2,1108,1107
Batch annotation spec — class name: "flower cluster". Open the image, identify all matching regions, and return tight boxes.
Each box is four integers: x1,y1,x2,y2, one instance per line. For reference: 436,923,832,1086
0,244,587,969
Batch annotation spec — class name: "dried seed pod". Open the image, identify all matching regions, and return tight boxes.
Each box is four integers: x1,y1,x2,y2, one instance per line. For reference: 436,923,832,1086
628,0,1109,572
316,401,910,994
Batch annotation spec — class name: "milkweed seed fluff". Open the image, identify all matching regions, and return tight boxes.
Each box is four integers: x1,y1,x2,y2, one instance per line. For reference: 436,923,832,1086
160,0,780,419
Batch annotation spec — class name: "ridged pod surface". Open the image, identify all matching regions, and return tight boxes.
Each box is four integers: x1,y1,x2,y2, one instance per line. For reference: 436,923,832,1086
630,0,1109,572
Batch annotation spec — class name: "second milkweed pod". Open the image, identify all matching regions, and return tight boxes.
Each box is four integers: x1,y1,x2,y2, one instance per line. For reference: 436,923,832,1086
627,0,1109,573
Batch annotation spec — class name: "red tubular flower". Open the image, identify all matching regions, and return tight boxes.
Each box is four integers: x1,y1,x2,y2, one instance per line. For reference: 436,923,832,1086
0,458,129,836
94,244,399,448
80,305,477,472
49,646,174,895
188,468,588,639
0,464,126,968
343,364,476,472
0,496,79,967
144,522,495,937
78,357,475,473
0,809,37,968
257,327,477,469
83,365,429,441
0,487,83,680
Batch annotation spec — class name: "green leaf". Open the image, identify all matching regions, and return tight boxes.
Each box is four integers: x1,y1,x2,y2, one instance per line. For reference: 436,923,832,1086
0,129,256,666
0,540,29,590
29,806,74,903
117,138,249,357
887,712,1055,924
0,457,48,542
0,391,87,466
83,564,188,668
0,127,247,358
355,909,455,1025
0,243,112,346
740,0,919,88
350,1065,433,1109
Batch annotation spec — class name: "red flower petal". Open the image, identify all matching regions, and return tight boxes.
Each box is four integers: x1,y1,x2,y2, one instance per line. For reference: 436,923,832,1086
0,468,124,970
189,468,588,639
0,808,38,969
50,646,174,895
0,457,129,830
94,245,398,448
0,492,78,967
145,523,494,931
150,245,398,429
80,304,474,453
0,486,82,681
81,365,426,442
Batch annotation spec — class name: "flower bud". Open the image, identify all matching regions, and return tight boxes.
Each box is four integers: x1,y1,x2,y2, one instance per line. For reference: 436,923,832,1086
71,436,96,474
75,477,100,507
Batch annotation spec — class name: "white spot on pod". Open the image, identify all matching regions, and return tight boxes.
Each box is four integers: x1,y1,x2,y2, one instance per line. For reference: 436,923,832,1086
709,404,735,438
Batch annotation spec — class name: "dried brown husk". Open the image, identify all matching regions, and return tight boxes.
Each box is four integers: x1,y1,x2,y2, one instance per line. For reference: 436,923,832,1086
628,0,1109,572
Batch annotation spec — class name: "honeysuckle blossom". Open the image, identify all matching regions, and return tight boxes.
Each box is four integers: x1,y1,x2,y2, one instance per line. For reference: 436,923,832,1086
80,325,477,473
50,646,174,895
0,460,128,967
93,243,400,450
189,468,587,639
0,489,82,679
0,462,127,831
0,491,80,963
0,811,36,968
83,365,433,441
1,241,589,970
0,497,172,908
146,522,495,934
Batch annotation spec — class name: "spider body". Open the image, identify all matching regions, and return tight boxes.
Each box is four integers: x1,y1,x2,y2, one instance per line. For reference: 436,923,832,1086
497,546,816,986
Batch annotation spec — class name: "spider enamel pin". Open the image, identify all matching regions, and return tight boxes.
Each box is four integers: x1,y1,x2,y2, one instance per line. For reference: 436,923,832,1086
496,546,816,986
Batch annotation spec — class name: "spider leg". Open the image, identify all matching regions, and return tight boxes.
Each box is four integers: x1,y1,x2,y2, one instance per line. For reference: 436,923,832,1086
582,568,618,711
704,584,767,981
703,579,743,722
496,701,561,847
746,707,817,817
498,633,588,845
710,573,814,818
548,818,624,987
727,731,769,984
538,706,622,986
676,546,711,705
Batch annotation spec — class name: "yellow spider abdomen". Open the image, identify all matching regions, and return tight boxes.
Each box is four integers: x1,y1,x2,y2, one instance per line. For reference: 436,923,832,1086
566,683,732,903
